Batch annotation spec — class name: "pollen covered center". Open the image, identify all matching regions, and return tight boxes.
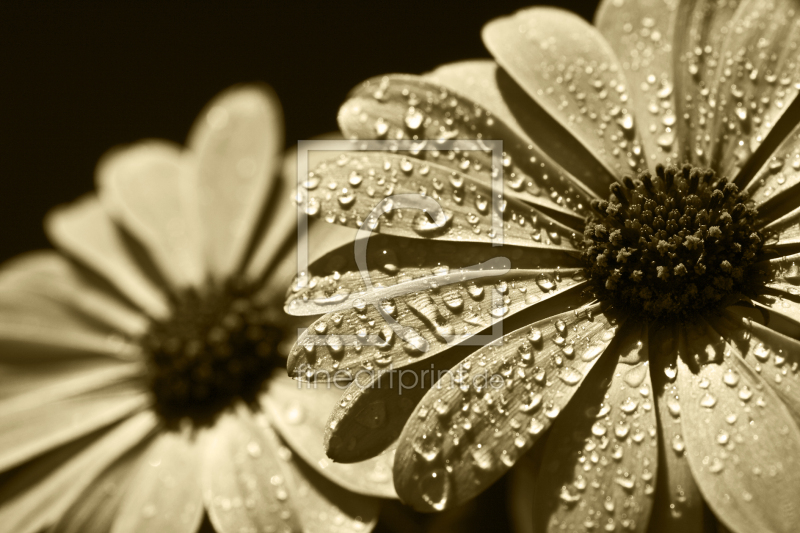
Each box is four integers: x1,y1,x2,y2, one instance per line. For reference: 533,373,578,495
582,164,763,319
142,286,282,428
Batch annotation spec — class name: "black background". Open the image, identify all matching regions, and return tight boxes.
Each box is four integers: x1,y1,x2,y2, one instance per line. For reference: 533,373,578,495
0,0,597,264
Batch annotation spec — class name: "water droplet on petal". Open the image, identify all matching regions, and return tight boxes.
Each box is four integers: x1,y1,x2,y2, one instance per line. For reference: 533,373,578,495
535,273,556,291
405,108,424,130
529,418,545,434
699,392,717,408
557,367,583,385
419,467,449,511
753,343,770,361
413,433,441,462
723,369,740,387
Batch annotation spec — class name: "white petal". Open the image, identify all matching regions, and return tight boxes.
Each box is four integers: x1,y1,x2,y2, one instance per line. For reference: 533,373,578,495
186,84,284,282
595,0,681,171
483,7,648,177
0,363,146,472
262,373,397,499
677,320,800,533
46,195,170,321
393,303,623,511
96,140,205,290
0,411,156,533
110,432,203,533
533,322,656,533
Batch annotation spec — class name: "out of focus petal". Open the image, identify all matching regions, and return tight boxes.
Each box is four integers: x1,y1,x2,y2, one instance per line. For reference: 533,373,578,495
0,411,157,533
0,250,148,339
677,320,800,533
242,143,305,285
483,7,647,177
202,408,302,533
51,444,147,533
186,84,283,282
96,140,205,291
393,304,624,511
45,195,170,321
0,362,146,472
0,286,140,360
261,372,397,499
595,0,681,171
203,405,379,533
532,322,657,533
110,432,203,533
265,427,380,533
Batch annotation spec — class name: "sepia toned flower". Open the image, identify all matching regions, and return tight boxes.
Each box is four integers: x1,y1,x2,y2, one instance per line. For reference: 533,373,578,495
0,84,394,533
285,1,800,531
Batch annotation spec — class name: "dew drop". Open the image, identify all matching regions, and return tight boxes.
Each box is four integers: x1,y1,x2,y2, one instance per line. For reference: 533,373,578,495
723,369,740,387
620,397,638,414
738,386,753,401
535,273,556,291
699,392,717,408
753,343,770,362
348,171,363,187
557,367,583,385
413,433,441,462
419,467,449,511
520,392,543,413
529,417,545,435
528,328,543,345
442,290,464,311
467,284,484,299
405,109,424,130
337,190,355,208
400,158,414,174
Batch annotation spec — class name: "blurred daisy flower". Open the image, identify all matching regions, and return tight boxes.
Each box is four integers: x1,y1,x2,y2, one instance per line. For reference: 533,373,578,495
285,1,800,532
0,84,395,533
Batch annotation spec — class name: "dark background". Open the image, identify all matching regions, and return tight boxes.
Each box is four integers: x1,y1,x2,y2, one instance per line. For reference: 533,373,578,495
0,0,597,264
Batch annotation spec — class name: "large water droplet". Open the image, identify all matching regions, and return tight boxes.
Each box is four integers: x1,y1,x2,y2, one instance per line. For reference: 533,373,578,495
753,343,770,362
419,467,449,511
520,392,543,413
557,367,583,385
535,273,556,291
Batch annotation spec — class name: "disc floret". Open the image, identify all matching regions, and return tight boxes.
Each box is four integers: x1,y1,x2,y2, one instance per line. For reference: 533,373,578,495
582,164,763,319
142,285,282,428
